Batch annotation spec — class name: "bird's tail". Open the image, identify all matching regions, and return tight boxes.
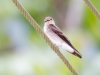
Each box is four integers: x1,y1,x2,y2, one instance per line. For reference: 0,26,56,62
72,50,82,58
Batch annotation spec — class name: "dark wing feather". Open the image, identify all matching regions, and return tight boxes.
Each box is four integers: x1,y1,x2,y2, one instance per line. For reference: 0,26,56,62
48,24,79,52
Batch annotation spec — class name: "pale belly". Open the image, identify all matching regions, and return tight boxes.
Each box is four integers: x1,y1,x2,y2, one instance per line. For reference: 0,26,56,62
44,27,74,53
46,32,63,47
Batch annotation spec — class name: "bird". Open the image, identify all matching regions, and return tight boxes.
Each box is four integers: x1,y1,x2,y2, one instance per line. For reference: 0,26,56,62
43,16,82,58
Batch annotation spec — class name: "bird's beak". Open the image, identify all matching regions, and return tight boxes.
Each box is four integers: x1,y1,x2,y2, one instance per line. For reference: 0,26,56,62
46,21,52,25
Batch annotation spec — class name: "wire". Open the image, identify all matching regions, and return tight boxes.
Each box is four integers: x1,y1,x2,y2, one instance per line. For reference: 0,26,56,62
84,0,100,20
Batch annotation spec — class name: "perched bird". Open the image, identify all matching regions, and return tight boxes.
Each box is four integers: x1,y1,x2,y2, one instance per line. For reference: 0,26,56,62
43,16,82,58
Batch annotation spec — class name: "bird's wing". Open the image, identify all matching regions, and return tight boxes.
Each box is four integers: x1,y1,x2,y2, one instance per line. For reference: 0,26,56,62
48,24,80,53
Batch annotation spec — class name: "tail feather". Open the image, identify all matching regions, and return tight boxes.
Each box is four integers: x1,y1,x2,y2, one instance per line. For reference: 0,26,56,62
72,51,82,58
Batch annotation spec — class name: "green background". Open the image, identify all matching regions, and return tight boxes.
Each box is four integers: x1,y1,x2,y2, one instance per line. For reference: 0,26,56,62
0,0,100,75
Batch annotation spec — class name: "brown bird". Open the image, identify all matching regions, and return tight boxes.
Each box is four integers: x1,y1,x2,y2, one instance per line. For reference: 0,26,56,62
43,16,82,58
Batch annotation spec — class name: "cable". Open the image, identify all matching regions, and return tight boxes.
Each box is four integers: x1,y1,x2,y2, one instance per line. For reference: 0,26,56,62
84,0,100,20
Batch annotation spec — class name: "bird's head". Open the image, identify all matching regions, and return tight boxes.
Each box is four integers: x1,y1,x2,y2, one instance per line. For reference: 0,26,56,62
44,16,55,25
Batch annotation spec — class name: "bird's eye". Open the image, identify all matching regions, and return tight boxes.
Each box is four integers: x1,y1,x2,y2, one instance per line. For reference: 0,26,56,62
47,20,50,21
50,19,52,20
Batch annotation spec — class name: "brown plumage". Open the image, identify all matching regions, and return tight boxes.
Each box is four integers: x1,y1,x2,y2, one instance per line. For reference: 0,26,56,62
44,16,82,58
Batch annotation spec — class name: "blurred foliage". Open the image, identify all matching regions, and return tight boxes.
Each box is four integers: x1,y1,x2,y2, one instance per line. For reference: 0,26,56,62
0,0,100,75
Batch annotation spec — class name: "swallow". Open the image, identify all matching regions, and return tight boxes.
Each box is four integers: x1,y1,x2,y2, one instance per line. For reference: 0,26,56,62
43,16,82,58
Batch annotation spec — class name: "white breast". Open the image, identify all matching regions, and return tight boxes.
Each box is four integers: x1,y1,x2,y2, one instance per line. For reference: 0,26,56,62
43,24,74,53
44,24,63,47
